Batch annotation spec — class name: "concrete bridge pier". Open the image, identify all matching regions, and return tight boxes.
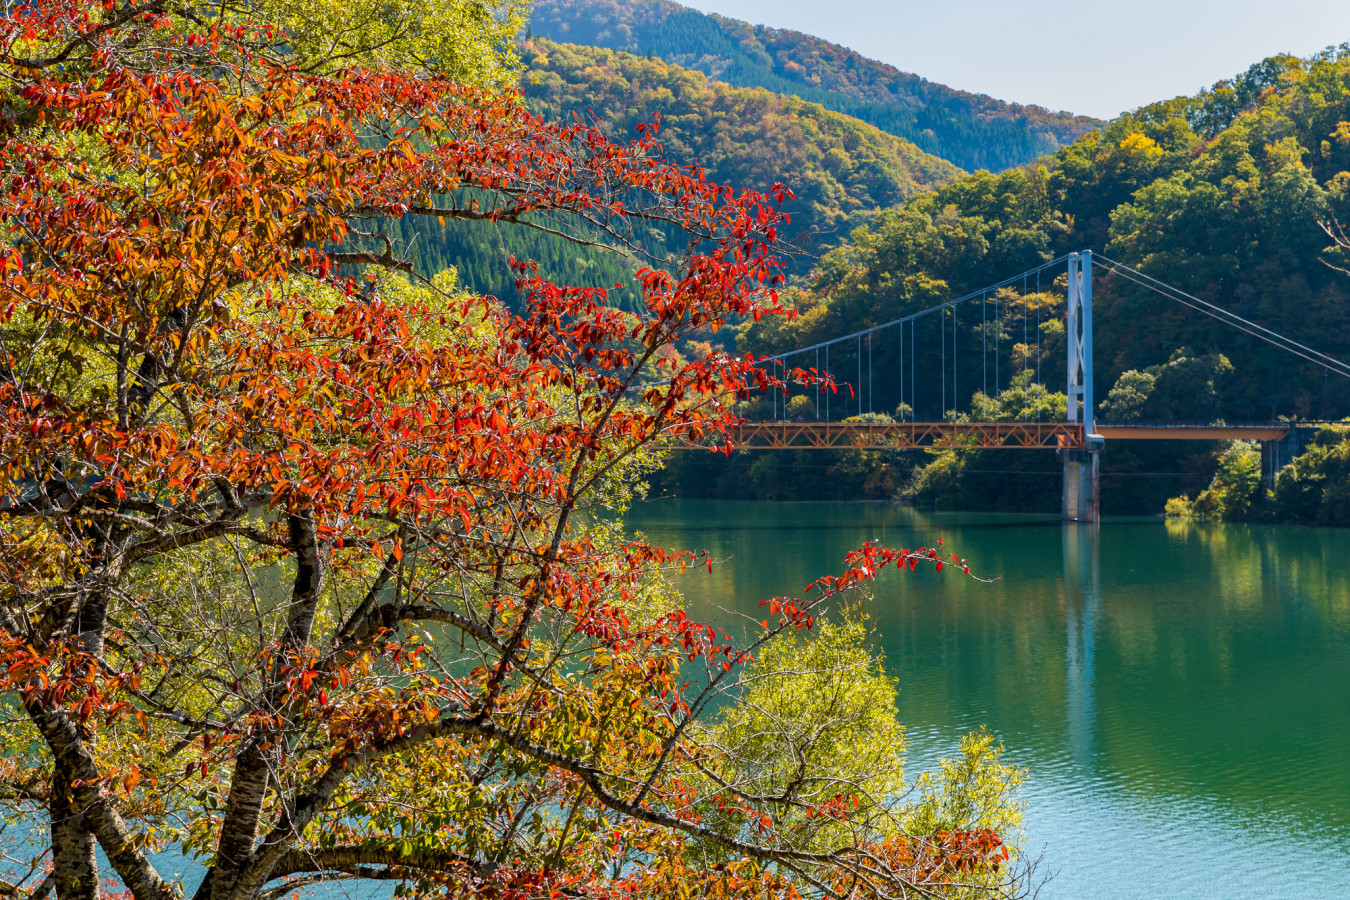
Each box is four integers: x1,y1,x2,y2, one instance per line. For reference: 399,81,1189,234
1062,434,1105,523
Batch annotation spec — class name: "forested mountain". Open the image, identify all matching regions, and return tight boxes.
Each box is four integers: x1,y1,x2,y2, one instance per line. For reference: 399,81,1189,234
682,49,1350,512
401,39,961,305
521,41,961,237
742,49,1350,420
529,0,1102,171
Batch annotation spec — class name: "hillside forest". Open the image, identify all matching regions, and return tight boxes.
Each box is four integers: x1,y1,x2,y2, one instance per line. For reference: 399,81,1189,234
655,49,1350,518
528,0,1102,171
389,37,961,308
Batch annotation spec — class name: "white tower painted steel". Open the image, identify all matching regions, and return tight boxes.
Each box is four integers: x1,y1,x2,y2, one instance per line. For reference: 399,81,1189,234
1066,251,1094,434
1063,251,1101,523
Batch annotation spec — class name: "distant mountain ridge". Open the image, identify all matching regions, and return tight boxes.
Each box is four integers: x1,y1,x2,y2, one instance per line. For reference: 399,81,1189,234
529,0,1103,171
397,40,961,309
520,40,961,243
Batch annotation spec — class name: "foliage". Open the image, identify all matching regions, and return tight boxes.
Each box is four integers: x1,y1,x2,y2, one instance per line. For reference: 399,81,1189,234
1179,442,1264,521
905,728,1024,842
528,0,1102,171
744,286,1066,427
247,0,529,83
700,613,906,852
652,410,919,502
743,48,1350,423
1270,426,1350,525
705,49,1350,510
697,613,1024,889
1097,352,1234,423
0,3,1024,899
1097,370,1155,422
903,375,1067,512
1164,495,1193,517
521,41,961,246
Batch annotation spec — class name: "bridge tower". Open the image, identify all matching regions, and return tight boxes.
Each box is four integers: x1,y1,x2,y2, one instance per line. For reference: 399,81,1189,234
1063,251,1104,522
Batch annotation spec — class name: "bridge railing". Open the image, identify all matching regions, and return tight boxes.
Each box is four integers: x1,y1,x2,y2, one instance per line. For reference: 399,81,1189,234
722,420,1085,450
681,419,1311,452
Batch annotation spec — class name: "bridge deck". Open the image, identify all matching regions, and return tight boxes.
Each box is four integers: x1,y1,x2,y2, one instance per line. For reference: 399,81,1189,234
719,421,1293,450
1096,424,1289,441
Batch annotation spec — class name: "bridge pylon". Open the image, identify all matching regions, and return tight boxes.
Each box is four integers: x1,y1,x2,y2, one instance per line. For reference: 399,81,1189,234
1063,251,1103,523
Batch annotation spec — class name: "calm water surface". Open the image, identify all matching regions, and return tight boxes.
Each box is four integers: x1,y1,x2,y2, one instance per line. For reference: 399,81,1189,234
624,499,1350,900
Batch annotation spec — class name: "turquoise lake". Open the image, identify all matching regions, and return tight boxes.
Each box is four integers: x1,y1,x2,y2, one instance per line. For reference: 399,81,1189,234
623,499,1350,900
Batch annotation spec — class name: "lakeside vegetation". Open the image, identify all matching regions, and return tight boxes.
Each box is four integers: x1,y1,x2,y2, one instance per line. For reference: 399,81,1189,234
1164,424,1350,526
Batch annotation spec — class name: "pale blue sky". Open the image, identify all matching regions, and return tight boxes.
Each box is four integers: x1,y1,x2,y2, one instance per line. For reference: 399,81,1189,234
682,0,1350,119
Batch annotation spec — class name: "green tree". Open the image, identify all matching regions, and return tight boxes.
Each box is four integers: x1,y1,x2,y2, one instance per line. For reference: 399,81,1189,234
1098,370,1156,422
1098,353,1233,423
1183,441,1264,521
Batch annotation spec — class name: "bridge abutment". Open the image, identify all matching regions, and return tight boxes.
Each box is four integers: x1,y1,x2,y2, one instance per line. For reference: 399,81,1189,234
1260,426,1313,489
1062,435,1104,523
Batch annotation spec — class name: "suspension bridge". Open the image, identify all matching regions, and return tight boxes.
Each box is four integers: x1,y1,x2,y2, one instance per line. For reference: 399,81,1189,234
723,251,1350,522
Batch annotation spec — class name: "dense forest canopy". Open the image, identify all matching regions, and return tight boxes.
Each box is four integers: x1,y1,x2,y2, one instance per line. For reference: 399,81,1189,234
520,41,961,237
403,39,961,308
641,49,1350,513
529,0,1102,171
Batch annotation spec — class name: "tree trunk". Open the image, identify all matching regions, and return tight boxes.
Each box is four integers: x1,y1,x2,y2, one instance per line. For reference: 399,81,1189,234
207,513,327,900
51,570,112,900
50,762,98,900
205,745,269,900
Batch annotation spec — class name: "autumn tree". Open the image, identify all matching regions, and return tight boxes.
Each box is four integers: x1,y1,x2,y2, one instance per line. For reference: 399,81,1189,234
0,3,1024,899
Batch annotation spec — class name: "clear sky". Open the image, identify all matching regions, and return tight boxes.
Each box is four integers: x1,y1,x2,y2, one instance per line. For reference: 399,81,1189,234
680,0,1350,119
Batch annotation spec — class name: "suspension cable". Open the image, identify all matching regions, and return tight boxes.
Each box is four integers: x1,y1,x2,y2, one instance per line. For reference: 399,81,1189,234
941,309,946,420
982,290,988,399
755,255,1072,363
1093,255,1350,379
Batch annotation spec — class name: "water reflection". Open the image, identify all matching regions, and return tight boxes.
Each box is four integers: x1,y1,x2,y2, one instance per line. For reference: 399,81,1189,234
626,500,1350,900
1064,525,1098,771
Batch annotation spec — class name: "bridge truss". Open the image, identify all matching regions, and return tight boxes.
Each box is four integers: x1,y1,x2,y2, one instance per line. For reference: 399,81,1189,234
695,250,1349,520
718,420,1296,450
716,421,1295,451
726,420,1086,450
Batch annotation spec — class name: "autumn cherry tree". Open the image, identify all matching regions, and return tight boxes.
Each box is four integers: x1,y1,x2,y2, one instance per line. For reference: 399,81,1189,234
0,3,1024,899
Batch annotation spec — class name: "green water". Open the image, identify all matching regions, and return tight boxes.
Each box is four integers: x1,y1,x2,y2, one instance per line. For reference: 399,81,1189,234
624,499,1350,900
